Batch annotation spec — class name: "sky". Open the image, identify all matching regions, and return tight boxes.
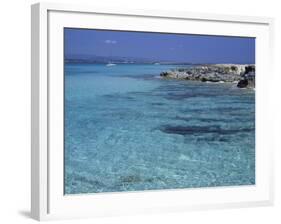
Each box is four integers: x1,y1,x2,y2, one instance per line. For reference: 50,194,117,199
64,28,255,64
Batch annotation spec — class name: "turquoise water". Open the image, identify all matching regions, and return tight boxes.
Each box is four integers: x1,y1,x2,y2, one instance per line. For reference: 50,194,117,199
64,64,255,194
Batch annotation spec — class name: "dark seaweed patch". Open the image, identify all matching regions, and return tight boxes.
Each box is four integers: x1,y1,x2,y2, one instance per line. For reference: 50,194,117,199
151,102,165,106
164,92,219,100
160,125,254,136
102,94,135,101
174,116,251,124
175,116,224,123
179,106,248,115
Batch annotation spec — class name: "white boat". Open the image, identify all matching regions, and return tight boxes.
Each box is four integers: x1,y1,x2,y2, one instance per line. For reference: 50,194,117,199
106,63,116,67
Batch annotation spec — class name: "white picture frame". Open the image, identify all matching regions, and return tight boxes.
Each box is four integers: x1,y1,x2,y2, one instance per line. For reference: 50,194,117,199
31,2,274,221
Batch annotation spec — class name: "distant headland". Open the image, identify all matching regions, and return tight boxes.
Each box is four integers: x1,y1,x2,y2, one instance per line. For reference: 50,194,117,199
160,64,255,88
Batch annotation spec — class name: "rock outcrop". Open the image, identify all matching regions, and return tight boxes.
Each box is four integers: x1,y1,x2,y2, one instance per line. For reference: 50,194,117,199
160,64,255,88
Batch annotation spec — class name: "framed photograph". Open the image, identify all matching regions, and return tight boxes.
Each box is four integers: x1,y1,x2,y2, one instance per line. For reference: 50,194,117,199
31,2,274,221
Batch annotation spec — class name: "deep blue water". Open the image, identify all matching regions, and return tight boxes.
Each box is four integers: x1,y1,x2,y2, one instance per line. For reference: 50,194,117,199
64,64,255,194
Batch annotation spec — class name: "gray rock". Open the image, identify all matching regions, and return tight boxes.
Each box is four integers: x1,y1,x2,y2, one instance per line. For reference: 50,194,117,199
160,64,255,88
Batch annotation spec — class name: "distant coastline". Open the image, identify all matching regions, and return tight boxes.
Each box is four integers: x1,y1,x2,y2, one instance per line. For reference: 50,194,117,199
65,60,195,65
64,58,194,65
64,55,253,66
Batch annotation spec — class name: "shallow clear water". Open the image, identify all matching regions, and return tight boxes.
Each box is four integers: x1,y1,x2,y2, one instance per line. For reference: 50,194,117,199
64,63,255,194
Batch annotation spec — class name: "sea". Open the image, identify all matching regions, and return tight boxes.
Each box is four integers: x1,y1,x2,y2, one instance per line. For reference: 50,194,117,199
64,63,255,194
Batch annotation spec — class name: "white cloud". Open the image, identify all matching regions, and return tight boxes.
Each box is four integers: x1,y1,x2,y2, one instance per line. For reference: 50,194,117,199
104,39,117,44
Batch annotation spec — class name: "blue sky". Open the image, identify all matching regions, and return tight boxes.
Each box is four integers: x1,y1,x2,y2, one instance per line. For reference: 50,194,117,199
64,28,255,64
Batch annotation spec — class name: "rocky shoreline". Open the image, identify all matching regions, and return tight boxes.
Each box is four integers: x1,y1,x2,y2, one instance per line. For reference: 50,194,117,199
160,64,255,88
